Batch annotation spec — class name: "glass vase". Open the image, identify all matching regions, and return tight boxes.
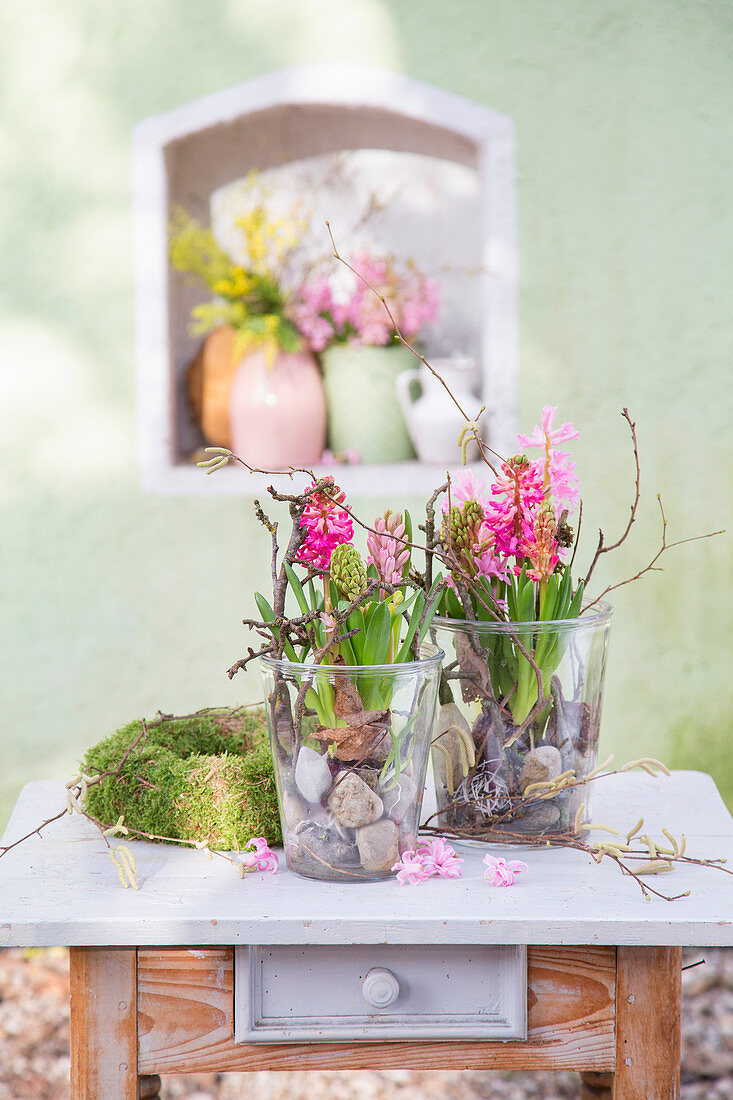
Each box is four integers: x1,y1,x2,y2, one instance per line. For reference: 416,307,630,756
260,645,442,882
428,604,612,841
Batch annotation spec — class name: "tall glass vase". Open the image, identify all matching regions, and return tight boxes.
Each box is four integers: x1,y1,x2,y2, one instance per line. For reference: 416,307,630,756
428,604,612,841
260,645,442,881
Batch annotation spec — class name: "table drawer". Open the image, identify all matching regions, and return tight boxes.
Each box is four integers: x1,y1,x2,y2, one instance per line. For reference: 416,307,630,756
234,944,527,1042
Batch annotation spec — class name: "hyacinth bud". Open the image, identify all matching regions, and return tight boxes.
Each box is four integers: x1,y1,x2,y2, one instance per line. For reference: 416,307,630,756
366,509,410,587
330,543,367,601
525,502,559,582
444,499,484,554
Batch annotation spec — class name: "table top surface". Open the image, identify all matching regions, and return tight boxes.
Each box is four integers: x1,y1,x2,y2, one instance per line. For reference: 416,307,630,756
1,772,732,948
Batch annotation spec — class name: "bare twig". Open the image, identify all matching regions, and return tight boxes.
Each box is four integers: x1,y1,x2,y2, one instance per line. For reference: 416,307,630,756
584,496,724,612
582,409,640,587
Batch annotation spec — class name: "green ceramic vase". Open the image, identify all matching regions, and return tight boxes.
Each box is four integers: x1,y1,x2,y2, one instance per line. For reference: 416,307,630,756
320,344,417,463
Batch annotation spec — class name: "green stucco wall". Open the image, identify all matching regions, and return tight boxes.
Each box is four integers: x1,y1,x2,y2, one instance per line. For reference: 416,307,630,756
1,0,731,830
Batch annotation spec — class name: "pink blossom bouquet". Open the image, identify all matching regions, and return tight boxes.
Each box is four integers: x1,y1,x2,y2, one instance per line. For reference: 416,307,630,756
290,251,440,351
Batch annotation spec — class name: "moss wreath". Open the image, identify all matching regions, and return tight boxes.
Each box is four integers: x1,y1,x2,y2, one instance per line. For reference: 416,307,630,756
81,707,281,850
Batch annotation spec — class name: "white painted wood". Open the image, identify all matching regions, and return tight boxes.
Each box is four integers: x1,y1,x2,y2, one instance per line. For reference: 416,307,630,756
132,63,518,496
234,943,526,1042
2,772,732,948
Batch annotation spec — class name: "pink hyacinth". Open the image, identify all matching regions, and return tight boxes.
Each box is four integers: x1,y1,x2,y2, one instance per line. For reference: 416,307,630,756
366,510,410,589
517,404,579,451
517,406,580,514
392,850,431,886
483,457,546,559
290,279,336,352
523,505,560,583
345,252,440,346
416,837,464,879
482,854,528,887
295,477,353,572
545,450,580,514
440,468,491,515
472,521,512,583
240,837,278,875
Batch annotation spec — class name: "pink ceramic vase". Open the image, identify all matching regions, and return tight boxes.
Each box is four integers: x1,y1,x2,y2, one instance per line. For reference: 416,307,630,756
228,349,327,469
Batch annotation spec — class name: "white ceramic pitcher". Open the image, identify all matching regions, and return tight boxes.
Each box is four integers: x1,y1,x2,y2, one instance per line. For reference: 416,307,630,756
395,358,482,464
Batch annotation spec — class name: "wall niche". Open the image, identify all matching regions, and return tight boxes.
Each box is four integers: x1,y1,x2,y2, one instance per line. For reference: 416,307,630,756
133,64,517,496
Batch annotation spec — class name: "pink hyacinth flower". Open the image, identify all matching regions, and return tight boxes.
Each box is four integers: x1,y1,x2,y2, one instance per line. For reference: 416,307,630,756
416,837,464,879
517,405,579,450
483,459,545,559
440,467,491,515
546,450,580,514
366,510,410,589
517,406,580,516
392,850,431,886
482,854,528,887
295,477,354,572
241,837,278,874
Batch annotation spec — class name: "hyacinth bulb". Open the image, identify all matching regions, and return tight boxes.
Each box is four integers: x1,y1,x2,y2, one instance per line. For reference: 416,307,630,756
330,543,367,601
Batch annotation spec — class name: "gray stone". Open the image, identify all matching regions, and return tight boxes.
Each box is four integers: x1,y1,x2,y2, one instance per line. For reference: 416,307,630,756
327,772,383,828
356,819,400,873
353,765,382,791
281,789,306,829
517,745,563,794
381,774,418,825
290,821,360,871
503,802,561,835
294,745,331,804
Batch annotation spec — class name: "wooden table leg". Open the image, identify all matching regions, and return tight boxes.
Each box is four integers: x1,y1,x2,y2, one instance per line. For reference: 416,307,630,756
613,946,682,1100
70,946,139,1100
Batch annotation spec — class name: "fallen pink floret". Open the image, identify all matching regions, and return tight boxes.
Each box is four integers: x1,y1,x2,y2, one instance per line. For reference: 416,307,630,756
241,837,278,874
482,854,528,887
416,837,464,879
392,850,431,885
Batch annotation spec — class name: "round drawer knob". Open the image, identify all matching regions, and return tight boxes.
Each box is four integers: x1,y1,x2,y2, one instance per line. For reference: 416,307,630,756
362,967,400,1008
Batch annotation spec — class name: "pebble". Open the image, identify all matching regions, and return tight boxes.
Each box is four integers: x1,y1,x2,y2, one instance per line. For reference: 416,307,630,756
289,821,360,871
280,789,306,829
352,765,382,792
381,773,418,825
294,746,331,804
517,745,563,794
356,819,399,873
327,772,383,828
502,802,561,835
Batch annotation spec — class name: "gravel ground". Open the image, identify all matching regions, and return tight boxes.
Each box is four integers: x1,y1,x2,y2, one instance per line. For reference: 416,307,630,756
0,948,730,1099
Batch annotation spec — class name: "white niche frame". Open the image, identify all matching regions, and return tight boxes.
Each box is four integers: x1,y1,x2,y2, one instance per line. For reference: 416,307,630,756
132,63,517,496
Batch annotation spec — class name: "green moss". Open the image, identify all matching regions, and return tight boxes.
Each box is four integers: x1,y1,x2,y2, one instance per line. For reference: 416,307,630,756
81,708,281,848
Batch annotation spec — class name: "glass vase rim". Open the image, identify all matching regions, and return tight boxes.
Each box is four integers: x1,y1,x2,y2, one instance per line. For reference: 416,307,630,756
433,598,613,634
259,641,444,676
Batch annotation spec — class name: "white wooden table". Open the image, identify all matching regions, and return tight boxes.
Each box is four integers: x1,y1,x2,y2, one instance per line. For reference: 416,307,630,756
1,771,732,1100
